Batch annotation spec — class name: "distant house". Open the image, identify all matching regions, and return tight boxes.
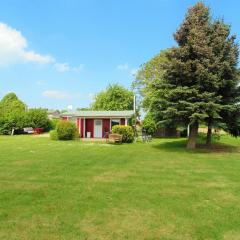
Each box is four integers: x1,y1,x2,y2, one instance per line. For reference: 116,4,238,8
47,110,60,120
61,110,134,138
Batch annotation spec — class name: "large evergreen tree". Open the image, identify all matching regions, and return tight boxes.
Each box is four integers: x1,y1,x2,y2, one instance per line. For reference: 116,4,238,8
146,2,239,149
207,20,239,144
162,2,220,149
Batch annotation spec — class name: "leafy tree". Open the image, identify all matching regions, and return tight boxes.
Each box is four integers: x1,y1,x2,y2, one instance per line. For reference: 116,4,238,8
133,50,170,110
0,92,26,114
91,84,134,111
0,93,26,134
133,49,177,130
26,108,50,131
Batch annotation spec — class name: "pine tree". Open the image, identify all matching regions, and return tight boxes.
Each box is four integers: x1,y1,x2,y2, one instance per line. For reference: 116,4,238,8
206,20,239,145
134,2,239,149
163,2,222,149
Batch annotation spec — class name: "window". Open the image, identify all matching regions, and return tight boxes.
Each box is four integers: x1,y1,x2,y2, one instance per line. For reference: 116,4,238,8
95,120,102,126
111,119,120,129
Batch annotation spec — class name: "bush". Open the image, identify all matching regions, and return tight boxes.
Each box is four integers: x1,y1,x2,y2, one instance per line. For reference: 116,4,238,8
112,125,134,143
142,113,157,135
49,119,60,130
50,130,58,140
56,121,77,140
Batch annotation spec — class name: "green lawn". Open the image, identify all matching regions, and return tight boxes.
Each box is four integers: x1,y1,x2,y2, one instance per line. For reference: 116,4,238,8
0,135,240,240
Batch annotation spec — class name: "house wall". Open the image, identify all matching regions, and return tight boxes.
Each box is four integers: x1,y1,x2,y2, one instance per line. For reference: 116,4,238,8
85,119,94,138
81,119,84,138
102,119,110,138
64,116,130,138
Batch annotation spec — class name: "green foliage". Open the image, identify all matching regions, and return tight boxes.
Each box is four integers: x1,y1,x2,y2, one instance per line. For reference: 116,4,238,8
142,113,157,135
76,107,92,111
0,92,26,114
49,119,60,130
0,93,26,134
112,125,134,143
92,84,134,111
135,2,240,148
133,49,170,110
133,49,176,129
56,121,78,140
50,130,58,140
26,108,50,131
0,93,54,134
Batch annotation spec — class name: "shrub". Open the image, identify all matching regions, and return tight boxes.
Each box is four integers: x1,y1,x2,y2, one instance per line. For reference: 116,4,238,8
56,121,77,140
142,113,157,135
50,130,58,140
49,119,60,130
112,125,134,143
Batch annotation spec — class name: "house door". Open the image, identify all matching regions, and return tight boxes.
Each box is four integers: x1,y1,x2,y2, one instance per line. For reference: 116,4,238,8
94,119,102,138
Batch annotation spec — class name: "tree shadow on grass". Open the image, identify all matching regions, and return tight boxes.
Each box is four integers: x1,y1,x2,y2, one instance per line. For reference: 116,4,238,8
152,138,240,154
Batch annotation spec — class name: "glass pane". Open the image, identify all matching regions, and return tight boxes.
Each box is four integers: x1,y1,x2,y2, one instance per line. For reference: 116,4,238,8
111,119,120,129
95,120,102,125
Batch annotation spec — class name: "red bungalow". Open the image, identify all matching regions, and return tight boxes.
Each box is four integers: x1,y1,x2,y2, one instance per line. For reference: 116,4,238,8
61,110,134,138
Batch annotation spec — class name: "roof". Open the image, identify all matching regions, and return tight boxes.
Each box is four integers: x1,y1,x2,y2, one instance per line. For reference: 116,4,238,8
61,110,135,118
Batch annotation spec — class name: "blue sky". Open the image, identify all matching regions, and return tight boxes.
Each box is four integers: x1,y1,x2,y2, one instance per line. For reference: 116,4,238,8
0,0,239,110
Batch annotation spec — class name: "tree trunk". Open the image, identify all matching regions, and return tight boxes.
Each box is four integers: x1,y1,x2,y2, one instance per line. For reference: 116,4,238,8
206,121,212,147
187,122,199,149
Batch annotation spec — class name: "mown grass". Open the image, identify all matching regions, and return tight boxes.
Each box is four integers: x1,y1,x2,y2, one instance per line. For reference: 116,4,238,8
0,135,240,240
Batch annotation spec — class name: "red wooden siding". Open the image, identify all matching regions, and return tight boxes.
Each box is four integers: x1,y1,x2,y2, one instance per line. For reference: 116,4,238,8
81,119,84,138
85,119,94,138
120,118,125,125
102,119,110,138
62,116,68,121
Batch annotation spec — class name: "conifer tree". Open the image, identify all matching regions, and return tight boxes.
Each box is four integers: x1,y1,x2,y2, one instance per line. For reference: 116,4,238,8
164,2,221,149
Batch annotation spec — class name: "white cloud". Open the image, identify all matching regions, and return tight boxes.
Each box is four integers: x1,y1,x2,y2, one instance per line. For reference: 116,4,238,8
42,90,71,100
0,22,84,73
54,63,70,72
0,22,54,65
117,63,129,70
54,62,84,73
